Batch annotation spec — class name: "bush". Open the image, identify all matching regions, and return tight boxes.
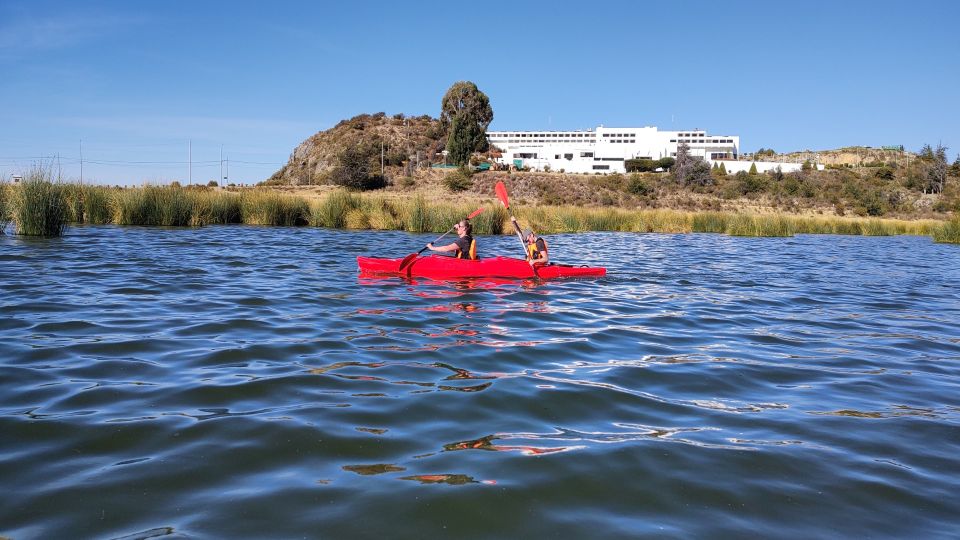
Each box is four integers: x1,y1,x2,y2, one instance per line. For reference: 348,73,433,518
627,174,652,195
331,146,386,191
208,180,219,187
443,168,474,192
625,158,658,172
658,157,676,171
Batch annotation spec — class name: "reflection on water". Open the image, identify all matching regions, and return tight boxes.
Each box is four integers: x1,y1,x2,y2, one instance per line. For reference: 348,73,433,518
1,227,959,538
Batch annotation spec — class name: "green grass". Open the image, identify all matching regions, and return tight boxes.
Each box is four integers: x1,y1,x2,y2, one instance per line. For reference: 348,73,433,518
11,171,68,236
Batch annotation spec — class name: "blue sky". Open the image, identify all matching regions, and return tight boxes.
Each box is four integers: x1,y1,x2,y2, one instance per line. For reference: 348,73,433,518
1,0,957,185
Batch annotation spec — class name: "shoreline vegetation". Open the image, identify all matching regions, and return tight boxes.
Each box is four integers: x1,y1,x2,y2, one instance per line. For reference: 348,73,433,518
2,177,957,243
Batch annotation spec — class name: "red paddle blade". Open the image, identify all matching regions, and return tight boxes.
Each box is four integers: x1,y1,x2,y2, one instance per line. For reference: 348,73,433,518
397,252,418,272
495,181,509,209
467,207,484,219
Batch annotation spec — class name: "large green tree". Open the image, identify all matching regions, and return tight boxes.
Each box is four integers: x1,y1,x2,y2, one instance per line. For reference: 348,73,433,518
441,81,493,165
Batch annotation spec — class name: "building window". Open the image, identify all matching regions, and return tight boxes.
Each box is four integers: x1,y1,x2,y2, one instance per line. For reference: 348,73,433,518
581,152,594,157
593,165,609,170
555,154,560,159
564,153,573,160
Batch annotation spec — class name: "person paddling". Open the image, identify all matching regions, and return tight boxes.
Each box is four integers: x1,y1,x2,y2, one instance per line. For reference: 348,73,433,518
511,217,548,266
426,219,477,259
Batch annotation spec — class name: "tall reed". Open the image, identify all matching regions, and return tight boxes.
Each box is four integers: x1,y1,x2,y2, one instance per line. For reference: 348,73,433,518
11,170,68,236
311,189,361,228
8,180,953,243
470,204,507,235
0,182,10,234
403,195,430,233
933,215,960,244
361,196,401,230
240,190,308,226
208,192,243,224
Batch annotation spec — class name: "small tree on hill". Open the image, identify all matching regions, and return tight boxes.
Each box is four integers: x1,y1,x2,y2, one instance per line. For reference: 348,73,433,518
748,162,758,175
719,162,727,175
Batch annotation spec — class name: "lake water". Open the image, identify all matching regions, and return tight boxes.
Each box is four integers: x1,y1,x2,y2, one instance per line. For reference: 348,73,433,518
2,226,959,539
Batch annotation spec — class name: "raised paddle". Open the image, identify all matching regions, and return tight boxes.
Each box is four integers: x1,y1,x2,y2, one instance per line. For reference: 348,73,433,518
397,207,485,272
495,181,529,256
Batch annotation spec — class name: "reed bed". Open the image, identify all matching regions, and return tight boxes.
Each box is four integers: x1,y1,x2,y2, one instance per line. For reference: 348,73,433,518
5,181,955,243
0,182,10,234
310,189,361,228
933,216,960,244
240,190,309,226
11,174,68,236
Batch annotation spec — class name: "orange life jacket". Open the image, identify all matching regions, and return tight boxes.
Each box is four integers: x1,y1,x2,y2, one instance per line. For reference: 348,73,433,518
527,238,548,261
456,237,477,260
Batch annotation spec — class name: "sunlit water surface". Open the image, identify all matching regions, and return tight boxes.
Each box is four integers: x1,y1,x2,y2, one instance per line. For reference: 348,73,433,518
2,226,959,538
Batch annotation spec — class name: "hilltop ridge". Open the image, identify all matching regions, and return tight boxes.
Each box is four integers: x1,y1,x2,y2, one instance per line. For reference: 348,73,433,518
267,112,445,185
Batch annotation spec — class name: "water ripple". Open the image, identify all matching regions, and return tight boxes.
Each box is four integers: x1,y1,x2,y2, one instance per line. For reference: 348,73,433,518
1,227,959,538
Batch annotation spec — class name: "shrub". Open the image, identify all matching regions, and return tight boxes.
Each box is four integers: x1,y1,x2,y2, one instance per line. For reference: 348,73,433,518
443,168,474,192
627,174,652,195
625,158,658,172
330,145,386,190
658,157,676,171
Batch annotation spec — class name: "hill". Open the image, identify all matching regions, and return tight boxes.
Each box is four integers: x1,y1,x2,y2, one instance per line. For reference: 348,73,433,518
267,112,445,185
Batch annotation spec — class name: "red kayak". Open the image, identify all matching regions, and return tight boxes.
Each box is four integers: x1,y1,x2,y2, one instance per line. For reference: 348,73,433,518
357,255,606,279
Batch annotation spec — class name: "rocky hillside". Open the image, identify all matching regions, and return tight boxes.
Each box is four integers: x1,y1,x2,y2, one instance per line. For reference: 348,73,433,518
267,112,445,185
769,147,914,167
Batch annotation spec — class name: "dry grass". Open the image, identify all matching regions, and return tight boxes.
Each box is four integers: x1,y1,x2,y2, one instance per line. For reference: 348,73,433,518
7,182,954,242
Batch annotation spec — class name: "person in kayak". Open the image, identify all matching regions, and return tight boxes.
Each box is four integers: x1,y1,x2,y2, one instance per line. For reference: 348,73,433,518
426,219,477,259
511,217,549,266
524,228,548,265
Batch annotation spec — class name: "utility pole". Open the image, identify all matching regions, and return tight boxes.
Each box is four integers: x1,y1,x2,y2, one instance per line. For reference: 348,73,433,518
188,139,192,185
220,145,223,184
225,155,229,184
79,139,83,185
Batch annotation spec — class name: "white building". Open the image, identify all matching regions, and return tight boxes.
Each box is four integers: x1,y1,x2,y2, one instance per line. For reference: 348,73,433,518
486,126,740,174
